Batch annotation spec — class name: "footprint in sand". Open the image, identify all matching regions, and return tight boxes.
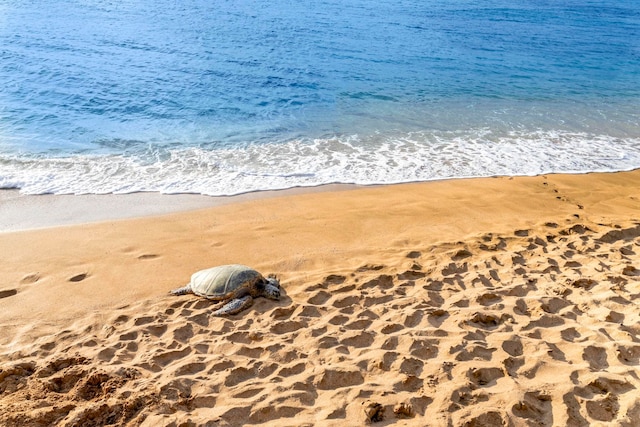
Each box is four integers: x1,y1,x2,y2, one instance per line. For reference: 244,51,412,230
468,367,504,386
583,346,609,370
381,323,404,334
502,338,523,357
276,362,306,378
466,411,508,426
356,264,385,272
560,224,590,235
345,318,373,330
332,295,359,309
398,270,426,280
270,320,306,335
341,331,375,348
427,309,449,327
620,246,635,256
512,392,553,423
404,310,423,328
570,278,597,290
307,290,331,305
375,351,398,371
453,343,496,361
585,395,620,422
393,375,424,393
20,273,40,284
323,274,346,285
409,339,438,360
0,289,18,299
477,293,502,306
451,249,472,260
360,274,394,290
69,273,88,282
397,357,424,377
328,314,349,325
270,306,296,320
467,312,512,330
298,305,322,318
616,345,640,364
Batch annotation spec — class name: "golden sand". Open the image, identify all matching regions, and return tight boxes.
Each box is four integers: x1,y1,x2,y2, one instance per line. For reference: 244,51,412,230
1,171,639,426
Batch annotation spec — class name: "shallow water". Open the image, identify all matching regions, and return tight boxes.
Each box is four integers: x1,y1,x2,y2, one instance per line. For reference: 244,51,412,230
1,0,639,194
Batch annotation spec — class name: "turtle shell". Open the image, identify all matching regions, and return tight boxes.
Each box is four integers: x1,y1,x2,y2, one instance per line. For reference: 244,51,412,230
189,264,264,299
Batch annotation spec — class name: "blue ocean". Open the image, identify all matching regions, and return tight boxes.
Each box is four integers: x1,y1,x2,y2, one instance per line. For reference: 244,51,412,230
1,0,639,195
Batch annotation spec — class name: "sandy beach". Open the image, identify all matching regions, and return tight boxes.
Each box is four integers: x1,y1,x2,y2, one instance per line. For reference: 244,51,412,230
1,170,640,426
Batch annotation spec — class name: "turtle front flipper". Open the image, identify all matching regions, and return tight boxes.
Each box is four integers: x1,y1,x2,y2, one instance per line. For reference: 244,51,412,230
213,295,253,316
169,284,193,296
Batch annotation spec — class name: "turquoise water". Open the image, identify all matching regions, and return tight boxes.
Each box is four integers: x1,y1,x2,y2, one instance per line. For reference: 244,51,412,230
0,0,639,194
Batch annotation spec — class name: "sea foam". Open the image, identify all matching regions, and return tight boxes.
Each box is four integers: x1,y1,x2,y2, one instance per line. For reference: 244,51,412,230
1,130,638,195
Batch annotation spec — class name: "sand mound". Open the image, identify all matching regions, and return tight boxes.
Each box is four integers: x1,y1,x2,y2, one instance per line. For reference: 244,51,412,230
1,218,639,426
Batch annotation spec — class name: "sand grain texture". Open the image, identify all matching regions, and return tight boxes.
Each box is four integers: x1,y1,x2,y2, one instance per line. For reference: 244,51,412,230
1,171,640,426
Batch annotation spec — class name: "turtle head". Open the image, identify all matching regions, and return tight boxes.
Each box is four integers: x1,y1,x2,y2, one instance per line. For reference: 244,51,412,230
263,275,281,300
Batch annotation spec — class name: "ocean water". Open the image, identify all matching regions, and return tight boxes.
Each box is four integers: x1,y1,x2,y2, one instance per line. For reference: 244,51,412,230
0,0,639,195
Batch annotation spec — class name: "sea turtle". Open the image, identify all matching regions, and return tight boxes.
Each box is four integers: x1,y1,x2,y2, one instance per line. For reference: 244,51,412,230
169,264,281,316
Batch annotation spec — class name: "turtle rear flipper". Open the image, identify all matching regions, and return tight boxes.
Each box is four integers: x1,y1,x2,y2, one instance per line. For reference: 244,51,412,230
213,295,253,316
169,284,193,296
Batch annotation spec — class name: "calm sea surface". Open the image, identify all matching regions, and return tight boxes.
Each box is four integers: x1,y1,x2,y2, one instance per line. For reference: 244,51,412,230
1,0,639,195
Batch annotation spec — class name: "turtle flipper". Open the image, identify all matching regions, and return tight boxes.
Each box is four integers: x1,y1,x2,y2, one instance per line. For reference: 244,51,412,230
213,295,253,316
169,284,193,296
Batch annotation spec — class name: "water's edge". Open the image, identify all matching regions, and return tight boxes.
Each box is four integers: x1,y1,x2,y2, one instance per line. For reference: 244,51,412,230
0,183,361,232
3,168,639,232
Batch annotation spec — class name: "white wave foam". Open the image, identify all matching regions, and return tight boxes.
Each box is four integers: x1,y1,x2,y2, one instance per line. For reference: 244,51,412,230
1,130,639,195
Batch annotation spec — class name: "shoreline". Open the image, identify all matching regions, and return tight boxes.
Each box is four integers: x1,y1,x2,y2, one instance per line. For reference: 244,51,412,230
1,170,639,426
2,168,638,232
0,184,361,232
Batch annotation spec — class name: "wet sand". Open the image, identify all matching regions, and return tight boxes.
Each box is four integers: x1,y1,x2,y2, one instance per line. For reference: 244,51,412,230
0,184,357,232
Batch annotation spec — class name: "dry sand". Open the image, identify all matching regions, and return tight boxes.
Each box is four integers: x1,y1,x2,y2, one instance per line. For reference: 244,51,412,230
1,171,639,426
